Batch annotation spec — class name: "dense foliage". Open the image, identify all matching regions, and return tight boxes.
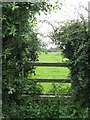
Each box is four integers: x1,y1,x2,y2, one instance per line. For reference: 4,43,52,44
2,1,90,119
2,2,54,119
52,19,90,118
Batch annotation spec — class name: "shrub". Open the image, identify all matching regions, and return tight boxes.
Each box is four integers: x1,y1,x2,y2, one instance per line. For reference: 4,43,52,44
52,19,90,118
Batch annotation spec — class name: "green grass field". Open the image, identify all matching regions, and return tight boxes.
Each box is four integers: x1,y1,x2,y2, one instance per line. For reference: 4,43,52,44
32,52,71,93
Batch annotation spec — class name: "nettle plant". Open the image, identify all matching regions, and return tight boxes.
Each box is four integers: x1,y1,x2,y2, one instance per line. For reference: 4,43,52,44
52,19,90,118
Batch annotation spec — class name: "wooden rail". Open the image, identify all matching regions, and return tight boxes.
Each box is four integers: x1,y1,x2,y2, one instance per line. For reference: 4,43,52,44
23,61,71,100
23,92,71,96
27,62,70,67
28,78,71,83
22,94,71,100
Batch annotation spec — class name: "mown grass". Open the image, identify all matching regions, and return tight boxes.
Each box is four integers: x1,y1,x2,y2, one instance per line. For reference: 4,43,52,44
32,52,71,93
38,52,68,62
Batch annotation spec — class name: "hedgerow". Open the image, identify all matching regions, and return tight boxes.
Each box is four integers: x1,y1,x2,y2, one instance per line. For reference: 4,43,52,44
52,19,90,118
2,2,54,119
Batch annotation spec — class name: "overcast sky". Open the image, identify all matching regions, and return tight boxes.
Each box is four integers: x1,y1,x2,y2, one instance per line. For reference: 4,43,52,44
35,0,90,49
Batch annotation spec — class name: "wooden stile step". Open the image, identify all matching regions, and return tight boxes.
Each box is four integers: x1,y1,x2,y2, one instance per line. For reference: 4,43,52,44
27,62,70,67
28,78,71,83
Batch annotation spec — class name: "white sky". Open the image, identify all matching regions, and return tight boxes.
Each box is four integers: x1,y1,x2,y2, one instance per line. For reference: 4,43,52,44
35,0,90,49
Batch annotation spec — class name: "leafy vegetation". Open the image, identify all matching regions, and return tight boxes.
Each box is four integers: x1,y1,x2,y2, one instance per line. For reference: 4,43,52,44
52,19,90,118
2,1,90,119
2,98,73,119
2,2,56,119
